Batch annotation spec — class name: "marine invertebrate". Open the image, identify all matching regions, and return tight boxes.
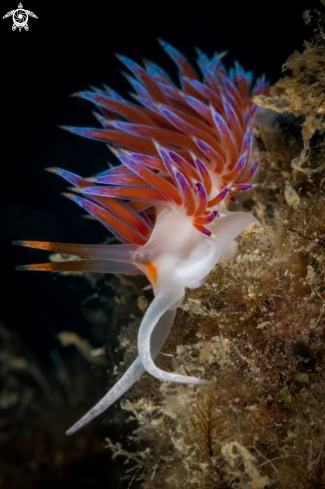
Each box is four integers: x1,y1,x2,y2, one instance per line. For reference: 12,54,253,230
13,41,268,435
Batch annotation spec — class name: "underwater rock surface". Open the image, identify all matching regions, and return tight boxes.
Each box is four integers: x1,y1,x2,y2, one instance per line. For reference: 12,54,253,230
110,10,325,489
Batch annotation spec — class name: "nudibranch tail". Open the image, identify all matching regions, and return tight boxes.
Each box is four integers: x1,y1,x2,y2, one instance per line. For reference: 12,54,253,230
66,308,177,436
14,40,267,434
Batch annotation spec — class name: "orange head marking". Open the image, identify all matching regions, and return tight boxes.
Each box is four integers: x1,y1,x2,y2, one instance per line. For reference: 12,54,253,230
144,262,158,286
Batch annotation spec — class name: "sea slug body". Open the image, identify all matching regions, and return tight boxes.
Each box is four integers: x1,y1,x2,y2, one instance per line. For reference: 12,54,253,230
13,40,268,435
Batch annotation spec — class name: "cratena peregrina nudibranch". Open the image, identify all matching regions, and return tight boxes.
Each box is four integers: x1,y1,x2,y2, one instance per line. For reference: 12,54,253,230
13,40,268,435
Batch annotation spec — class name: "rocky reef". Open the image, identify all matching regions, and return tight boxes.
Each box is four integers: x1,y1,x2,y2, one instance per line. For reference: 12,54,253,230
109,8,325,489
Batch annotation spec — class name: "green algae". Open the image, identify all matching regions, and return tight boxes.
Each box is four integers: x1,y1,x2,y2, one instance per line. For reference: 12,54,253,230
280,389,298,412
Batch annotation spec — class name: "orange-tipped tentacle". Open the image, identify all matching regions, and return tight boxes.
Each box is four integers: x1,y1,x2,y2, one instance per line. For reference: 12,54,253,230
16,260,141,274
12,241,140,261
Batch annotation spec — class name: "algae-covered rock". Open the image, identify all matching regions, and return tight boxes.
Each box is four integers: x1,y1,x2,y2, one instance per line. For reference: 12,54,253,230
253,7,325,184
108,9,325,489
253,10,325,147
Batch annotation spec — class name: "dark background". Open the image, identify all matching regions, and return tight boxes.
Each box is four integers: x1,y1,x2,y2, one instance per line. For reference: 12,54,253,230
0,0,322,486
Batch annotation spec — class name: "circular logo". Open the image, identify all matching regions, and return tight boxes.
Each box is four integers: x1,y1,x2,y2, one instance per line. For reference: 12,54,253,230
13,8,28,29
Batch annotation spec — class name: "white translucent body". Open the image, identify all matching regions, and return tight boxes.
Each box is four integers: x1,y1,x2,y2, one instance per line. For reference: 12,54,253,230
66,203,259,435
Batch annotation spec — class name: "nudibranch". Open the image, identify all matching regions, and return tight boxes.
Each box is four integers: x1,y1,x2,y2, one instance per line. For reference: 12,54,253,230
13,41,268,435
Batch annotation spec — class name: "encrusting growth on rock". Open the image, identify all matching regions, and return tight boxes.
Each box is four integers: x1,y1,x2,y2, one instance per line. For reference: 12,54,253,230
107,8,325,488
254,6,325,180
